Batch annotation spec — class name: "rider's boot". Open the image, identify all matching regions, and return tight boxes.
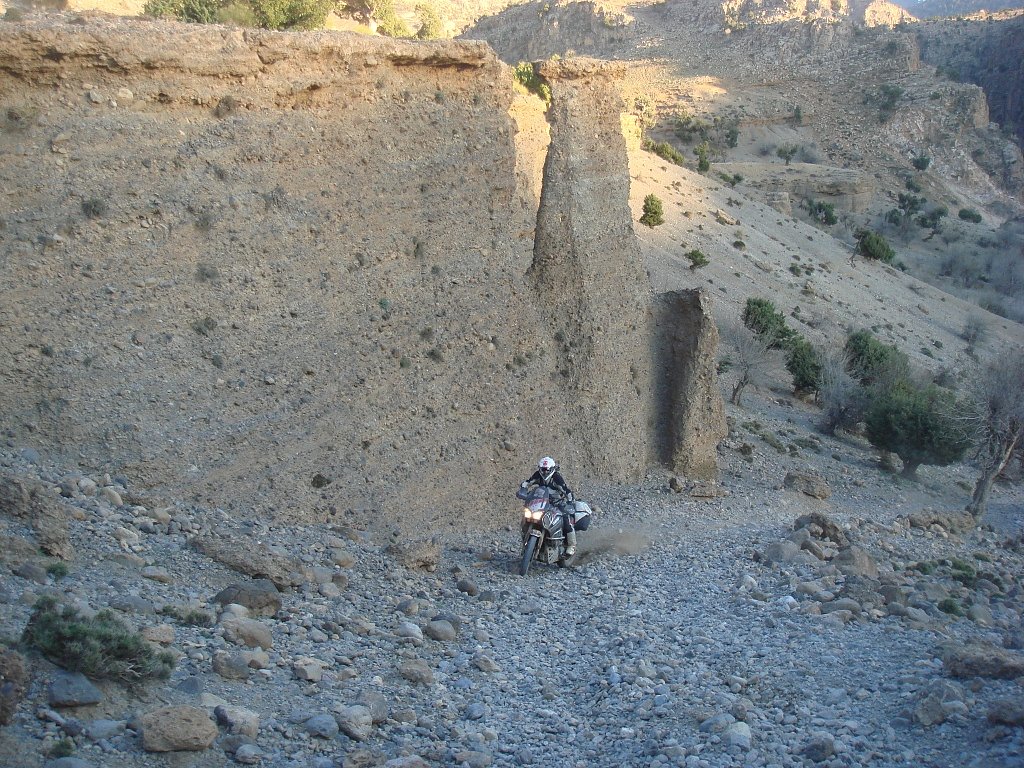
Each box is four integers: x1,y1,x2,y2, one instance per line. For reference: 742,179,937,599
565,527,577,557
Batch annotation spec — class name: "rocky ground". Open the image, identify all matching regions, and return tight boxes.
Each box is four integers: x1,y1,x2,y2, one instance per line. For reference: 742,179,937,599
1,387,1022,768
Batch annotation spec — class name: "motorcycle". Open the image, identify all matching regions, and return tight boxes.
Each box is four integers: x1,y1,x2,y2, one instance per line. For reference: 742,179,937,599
516,484,592,576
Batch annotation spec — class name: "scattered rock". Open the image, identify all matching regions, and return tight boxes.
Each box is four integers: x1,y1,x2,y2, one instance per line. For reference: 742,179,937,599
386,537,441,571
793,512,848,546
943,642,1024,679
292,657,328,682
912,680,966,726
784,471,831,499
399,659,434,685
212,651,251,681
304,713,339,739
214,704,260,737
722,720,752,748
192,537,306,590
832,546,879,579
424,619,458,641
801,733,835,762
48,672,102,708
987,698,1024,726
212,580,282,617
396,621,423,642
140,705,218,752
336,704,374,740
221,616,273,650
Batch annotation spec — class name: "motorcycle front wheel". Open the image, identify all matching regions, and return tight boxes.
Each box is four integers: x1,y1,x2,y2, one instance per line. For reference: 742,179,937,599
519,535,538,576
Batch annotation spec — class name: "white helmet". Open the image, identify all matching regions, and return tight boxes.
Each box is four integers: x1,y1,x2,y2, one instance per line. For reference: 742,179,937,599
538,456,558,483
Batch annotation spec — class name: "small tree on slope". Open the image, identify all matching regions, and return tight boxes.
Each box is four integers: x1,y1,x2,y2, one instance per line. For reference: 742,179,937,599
865,381,970,479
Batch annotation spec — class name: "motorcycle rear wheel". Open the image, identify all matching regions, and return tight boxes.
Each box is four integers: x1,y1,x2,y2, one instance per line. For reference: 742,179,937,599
519,536,538,577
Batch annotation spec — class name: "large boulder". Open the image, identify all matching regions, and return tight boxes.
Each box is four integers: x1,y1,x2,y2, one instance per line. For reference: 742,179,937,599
655,290,727,479
0,647,28,725
386,537,441,572
0,474,71,560
793,512,848,546
942,643,1024,679
784,471,831,500
140,705,218,752
832,546,879,579
907,508,975,535
213,579,282,616
192,536,307,589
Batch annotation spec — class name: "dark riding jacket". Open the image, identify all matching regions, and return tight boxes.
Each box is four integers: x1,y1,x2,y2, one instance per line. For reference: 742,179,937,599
524,470,573,500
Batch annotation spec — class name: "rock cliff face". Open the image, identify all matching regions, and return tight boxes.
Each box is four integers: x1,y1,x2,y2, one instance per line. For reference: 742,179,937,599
915,14,1024,146
0,16,541,530
0,16,723,530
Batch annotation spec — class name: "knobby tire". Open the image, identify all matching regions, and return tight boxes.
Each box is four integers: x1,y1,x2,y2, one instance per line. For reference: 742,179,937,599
519,535,538,576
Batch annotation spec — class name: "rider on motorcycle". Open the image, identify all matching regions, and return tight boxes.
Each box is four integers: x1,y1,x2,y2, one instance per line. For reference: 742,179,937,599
520,456,577,556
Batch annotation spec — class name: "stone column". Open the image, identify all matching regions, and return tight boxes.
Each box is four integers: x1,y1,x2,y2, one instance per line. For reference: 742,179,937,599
529,58,653,481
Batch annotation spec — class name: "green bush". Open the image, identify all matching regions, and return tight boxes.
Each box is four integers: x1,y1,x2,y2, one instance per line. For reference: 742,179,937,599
917,205,947,230
158,605,215,627
938,598,963,616
855,229,895,264
743,298,820,392
179,0,220,23
685,249,709,270
897,193,925,217
639,194,664,227
804,198,837,225
143,0,183,18
695,141,710,173
742,298,795,348
958,208,982,223
776,144,798,165
912,153,931,171
415,2,443,38
674,112,738,150
248,0,334,29
870,84,904,122
217,1,258,25
844,330,909,385
22,597,176,682
512,62,551,106
785,337,822,392
46,562,69,580
642,139,685,166
864,382,970,478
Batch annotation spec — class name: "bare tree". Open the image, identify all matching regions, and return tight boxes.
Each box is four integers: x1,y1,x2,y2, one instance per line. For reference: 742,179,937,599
816,346,867,435
964,356,1024,518
719,321,785,407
